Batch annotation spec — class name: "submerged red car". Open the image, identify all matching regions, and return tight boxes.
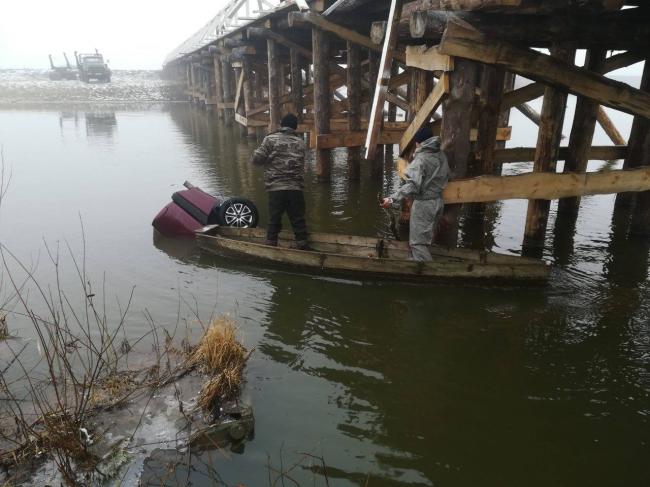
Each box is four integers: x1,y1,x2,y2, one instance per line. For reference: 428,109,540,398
152,182,258,237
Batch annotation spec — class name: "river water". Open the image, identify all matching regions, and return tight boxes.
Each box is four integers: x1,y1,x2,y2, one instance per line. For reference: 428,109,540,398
0,70,649,486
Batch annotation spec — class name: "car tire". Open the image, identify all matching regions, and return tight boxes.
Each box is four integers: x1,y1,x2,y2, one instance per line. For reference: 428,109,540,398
217,198,259,228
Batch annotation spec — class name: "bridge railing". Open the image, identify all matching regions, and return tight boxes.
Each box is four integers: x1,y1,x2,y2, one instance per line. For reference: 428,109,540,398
164,0,287,65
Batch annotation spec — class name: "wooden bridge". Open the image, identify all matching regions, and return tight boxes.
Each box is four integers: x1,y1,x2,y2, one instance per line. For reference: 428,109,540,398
163,0,650,255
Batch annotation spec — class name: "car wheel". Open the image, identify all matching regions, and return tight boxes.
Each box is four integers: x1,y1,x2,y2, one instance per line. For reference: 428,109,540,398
218,198,258,228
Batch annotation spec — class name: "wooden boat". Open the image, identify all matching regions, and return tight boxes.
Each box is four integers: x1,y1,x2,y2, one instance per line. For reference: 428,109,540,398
195,225,550,281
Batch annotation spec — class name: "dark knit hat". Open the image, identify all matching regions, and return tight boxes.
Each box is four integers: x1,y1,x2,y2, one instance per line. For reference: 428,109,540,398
281,113,298,130
414,126,433,144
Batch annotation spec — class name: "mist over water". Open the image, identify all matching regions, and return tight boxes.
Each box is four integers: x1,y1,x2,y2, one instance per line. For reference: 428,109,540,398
0,70,649,486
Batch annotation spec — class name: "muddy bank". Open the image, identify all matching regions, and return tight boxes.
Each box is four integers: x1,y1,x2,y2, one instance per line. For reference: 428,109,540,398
0,70,186,106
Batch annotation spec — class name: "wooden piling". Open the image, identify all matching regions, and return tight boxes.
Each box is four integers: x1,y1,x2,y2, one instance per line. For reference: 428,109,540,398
290,49,304,120
523,46,575,253
347,41,362,180
242,56,256,136
212,54,224,119
558,48,607,216
221,56,235,125
267,37,281,131
437,58,479,247
628,60,650,236
313,27,331,181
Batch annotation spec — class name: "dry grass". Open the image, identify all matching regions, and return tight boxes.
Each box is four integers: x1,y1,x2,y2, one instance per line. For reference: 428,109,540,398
192,317,250,413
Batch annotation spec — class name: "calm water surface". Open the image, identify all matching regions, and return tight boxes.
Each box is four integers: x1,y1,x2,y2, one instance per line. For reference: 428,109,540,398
0,72,649,486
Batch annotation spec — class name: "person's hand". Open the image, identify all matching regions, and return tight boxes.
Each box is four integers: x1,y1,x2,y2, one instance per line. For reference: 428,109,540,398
380,197,393,209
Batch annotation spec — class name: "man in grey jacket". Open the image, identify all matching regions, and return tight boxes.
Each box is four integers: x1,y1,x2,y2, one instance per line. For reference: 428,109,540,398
380,127,450,261
251,113,309,249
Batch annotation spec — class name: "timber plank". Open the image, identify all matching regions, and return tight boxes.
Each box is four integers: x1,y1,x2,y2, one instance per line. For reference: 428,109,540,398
399,73,450,155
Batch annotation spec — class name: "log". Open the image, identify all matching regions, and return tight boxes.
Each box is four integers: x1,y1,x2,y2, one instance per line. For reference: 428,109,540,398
212,54,224,120
523,46,574,250
320,126,510,149
627,61,650,234
410,10,644,48
364,0,404,160
442,166,650,204
288,11,406,63
439,19,650,119
242,57,256,136
475,65,506,177
347,41,362,180
516,103,541,126
404,0,623,13
494,145,627,164
290,49,304,120
267,38,281,131
221,57,235,125
558,48,607,215
371,21,387,45
501,51,645,110
399,73,449,154
596,107,626,146
313,28,332,181
438,58,479,247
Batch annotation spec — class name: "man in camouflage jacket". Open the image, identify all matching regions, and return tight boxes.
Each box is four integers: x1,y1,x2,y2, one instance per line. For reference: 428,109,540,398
381,127,450,261
251,113,309,249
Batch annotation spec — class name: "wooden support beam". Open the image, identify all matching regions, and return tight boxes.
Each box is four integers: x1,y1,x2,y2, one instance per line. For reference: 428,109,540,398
267,37,281,131
558,48,607,215
313,27,331,181
475,65,506,177
501,51,645,110
364,0,404,160
399,73,449,155
288,11,406,63
493,145,627,164
597,107,626,146
438,58,479,247
290,49,304,119
405,45,454,72
627,60,650,235
388,71,411,90
212,55,224,120
242,57,256,136
234,69,245,112
523,46,574,251
221,56,236,126
405,0,623,14
319,126,510,149
440,21,650,118
442,166,650,204
347,41,362,180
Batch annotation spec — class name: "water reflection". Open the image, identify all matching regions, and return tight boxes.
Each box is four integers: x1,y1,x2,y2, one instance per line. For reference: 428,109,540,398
85,110,117,141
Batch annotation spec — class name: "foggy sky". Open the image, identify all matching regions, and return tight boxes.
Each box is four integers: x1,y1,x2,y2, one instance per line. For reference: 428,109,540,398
0,0,231,70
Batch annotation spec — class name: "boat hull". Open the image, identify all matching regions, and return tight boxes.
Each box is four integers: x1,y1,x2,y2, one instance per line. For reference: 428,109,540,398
196,226,550,282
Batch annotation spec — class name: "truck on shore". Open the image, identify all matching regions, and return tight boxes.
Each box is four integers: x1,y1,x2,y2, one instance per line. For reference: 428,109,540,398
75,50,111,83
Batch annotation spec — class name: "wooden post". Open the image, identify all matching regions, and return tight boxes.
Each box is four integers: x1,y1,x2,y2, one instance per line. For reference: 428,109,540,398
386,62,399,157
471,64,506,218
267,37,281,131
213,54,224,120
522,46,575,253
557,48,607,216
367,50,382,178
290,49,304,120
436,58,479,247
313,27,331,182
629,60,650,236
242,56,256,137
221,56,235,126
347,41,362,180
